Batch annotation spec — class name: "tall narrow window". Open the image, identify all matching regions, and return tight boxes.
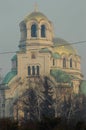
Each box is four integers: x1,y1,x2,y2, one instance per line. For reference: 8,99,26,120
41,25,46,37
28,66,31,75
70,58,72,68
31,53,36,59
32,66,35,75
63,58,66,68
31,24,37,37
37,66,39,75
75,61,77,68
23,24,27,40
53,59,55,66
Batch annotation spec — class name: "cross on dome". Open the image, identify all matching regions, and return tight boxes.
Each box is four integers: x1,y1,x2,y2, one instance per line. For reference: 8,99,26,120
34,3,39,12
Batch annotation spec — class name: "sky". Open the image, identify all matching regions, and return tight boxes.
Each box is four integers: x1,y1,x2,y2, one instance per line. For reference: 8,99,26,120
0,0,86,79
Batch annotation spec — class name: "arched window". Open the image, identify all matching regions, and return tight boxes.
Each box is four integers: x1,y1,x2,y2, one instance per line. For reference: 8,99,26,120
70,58,72,68
28,66,31,75
20,22,27,41
41,25,46,37
63,58,66,68
31,24,37,37
37,66,39,75
32,66,35,75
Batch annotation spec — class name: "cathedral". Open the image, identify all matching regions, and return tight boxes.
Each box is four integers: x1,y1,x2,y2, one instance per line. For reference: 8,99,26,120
2,7,86,119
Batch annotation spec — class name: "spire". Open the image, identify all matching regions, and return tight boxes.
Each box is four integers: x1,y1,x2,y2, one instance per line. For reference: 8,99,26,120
34,3,39,12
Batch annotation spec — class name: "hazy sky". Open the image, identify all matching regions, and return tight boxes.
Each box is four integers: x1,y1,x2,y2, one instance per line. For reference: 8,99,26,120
0,0,86,79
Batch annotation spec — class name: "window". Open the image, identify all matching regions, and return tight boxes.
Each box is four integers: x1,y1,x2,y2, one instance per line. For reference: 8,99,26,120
31,24,37,37
2,104,5,108
28,65,40,76
37,66,39,75
75,61,77,68
63,58,66,68
22,24,27,40
32,66,35,75
31,53,36,59
41,25,46,37
70,58,72,68
53,59,55,66
28,66,31,75
20,23,27,41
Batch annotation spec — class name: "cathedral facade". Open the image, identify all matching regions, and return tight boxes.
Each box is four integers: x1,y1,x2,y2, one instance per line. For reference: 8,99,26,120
2,8,85,119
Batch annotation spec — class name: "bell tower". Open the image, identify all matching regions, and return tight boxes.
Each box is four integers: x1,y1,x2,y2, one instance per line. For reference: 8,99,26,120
19,9,54,51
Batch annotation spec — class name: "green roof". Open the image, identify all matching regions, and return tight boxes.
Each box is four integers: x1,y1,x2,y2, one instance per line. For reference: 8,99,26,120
80,80,86,95
52,53,61,59
11,55,17,61
2,70,17,84
50,69,73,86
39,48,51,53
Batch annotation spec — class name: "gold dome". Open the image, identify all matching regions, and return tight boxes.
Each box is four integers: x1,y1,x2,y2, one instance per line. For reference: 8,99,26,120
53,38,77,55
24,11,48,22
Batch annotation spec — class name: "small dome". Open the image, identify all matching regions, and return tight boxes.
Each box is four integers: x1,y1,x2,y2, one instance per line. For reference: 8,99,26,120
11,55,17,61
53,38,77,55
24,11,48,22
2,70,17,84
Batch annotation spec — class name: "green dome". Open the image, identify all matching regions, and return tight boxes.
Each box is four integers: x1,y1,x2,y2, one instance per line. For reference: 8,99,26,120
53,38,77,55
39,48,51,53
2,70,17,84
52,53,61,59
11,55,17,61
24,11,48,22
